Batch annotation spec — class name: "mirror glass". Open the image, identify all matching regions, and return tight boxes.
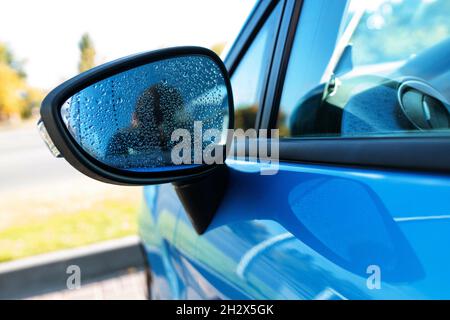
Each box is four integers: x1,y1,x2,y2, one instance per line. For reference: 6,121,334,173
60,55,230,172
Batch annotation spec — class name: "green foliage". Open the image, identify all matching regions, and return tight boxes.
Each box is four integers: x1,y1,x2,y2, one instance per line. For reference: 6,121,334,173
78,33,96,73
0,198,138,262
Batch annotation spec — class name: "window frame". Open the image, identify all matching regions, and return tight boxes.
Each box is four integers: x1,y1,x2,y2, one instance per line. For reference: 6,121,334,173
260,0,450,174
224,0,285,131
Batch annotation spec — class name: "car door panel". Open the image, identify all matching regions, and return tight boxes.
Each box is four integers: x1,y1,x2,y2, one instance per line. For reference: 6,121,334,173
139,0,450,300
146,161,450,299
139,184,185,299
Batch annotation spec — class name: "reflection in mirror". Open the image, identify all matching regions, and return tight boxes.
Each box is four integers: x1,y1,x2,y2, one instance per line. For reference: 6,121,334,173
61,55,229,172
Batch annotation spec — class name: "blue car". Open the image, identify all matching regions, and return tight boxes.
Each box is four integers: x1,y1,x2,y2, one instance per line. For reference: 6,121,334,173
39,0,450,299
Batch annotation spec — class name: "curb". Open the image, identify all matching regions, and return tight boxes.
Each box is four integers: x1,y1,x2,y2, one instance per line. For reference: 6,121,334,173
0,236,145,299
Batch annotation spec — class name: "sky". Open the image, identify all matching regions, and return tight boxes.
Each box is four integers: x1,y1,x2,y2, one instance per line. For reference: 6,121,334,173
0,0,256,90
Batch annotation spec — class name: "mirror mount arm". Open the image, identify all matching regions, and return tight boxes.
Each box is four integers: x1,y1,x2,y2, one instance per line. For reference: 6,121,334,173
173,164,228,234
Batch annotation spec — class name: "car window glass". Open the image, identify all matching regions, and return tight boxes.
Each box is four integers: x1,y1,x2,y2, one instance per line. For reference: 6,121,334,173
277,0,450,138
231,2,282,130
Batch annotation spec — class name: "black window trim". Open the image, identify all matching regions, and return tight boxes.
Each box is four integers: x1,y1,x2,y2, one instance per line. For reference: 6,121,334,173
224,0,285,131
259,0,303,131
259,0,450,174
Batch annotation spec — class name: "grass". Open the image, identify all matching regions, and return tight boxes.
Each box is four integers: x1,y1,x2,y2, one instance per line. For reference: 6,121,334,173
0,184,141,263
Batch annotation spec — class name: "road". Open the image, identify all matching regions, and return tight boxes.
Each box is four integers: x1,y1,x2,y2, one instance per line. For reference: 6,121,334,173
0,123,139,230
0,124,90,193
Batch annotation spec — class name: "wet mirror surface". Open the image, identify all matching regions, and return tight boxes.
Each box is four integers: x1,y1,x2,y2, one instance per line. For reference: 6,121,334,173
61,55,229,172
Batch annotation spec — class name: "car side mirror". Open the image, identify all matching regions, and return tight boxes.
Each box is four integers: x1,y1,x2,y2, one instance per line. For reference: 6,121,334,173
39,47,234,186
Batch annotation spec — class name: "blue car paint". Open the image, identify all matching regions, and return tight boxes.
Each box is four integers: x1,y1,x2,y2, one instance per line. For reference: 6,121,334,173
139,160,450,299
135,0,450,300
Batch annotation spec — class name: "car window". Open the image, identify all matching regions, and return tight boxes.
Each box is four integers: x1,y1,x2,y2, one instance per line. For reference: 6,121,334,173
231,2,282,130
277,0,450,138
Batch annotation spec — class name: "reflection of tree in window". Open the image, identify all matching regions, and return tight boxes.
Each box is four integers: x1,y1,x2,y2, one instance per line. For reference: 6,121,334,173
230,2,282,130
234,104,258,131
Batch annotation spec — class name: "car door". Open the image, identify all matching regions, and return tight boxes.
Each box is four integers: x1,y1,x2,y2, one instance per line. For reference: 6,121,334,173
139,0,285,300
145,0,450,299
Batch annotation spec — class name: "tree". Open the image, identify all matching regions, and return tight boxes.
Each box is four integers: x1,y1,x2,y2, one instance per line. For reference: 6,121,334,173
0,43,26,78
22,87,45,119
0,62,25,120
210,42,226,56
0,43,26,120
0,42,44,121
78,33,96,73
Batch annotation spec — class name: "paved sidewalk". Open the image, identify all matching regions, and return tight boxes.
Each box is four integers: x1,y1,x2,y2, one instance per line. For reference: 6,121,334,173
30,270,147,300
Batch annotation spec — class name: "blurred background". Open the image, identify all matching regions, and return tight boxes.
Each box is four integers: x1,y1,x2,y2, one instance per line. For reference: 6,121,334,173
0,0,255,263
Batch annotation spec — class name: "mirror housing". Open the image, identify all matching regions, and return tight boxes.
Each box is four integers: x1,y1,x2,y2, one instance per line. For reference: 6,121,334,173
39,46,234,186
